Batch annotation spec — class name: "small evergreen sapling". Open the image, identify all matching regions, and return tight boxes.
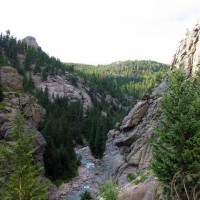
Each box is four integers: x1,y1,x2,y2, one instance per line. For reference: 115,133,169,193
0,110,50,199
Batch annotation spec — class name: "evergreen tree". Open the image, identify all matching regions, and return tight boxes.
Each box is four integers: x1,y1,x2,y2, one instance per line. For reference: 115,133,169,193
0,110,50,199
151,69,200,199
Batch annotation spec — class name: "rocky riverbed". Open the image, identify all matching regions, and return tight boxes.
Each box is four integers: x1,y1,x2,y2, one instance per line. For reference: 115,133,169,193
58,146,103,200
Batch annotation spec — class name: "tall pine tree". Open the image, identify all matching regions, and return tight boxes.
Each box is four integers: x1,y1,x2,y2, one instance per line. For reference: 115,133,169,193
151,69,200,199
0,110,50,199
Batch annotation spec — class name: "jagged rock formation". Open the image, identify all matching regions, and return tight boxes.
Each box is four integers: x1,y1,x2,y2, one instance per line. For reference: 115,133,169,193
23,36,40,48
101,23,200,200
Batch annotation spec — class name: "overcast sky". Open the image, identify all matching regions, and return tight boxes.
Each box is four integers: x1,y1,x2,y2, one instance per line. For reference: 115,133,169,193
0,0,200,65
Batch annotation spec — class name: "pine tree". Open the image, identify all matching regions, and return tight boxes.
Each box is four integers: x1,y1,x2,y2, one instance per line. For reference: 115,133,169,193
151,69,200,199
0,110,50,199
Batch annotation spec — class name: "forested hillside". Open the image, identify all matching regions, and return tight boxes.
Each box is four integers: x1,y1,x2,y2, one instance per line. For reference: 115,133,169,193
75,60,168,103
0,30,168,183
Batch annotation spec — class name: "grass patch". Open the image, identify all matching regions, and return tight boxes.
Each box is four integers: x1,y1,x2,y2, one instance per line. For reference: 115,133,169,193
127,173,136,181
99,179,119,200
127,171,152,185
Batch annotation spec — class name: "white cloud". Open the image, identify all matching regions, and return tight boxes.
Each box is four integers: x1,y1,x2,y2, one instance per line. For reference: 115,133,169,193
0,0,200,65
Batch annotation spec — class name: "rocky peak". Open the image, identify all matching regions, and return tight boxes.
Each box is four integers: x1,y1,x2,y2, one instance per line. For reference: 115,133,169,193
23,36,40,48
171,23,200,75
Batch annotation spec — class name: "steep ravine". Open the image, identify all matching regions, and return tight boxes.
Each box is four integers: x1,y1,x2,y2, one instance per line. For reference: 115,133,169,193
58,146,103,200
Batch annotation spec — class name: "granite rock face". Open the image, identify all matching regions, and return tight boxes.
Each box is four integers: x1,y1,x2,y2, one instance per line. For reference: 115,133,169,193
102,89,165,187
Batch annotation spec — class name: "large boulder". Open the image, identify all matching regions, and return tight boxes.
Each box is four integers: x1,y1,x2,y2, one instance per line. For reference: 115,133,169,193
0,66,23,91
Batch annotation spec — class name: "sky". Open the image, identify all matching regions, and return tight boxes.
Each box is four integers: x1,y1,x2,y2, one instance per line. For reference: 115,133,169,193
0,0,200,65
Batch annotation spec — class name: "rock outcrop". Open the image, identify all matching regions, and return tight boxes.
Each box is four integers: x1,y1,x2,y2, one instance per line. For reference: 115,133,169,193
23,36,40,49
0,66,23,91
101,23,200,200
171,23,200,75
33,74,93,110
102,88,165,187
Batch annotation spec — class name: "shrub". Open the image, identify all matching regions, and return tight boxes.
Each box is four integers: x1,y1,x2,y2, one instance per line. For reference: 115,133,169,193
100,180,119,200
80,190,93,200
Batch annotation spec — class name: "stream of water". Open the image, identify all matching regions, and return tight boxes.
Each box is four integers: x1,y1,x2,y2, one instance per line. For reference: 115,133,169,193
59,146,103,200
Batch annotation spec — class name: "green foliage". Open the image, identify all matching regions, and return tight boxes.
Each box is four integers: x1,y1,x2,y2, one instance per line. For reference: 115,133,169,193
132,171,151,185
80,190,93,200
151,69,200,199
127,171,151,184
100,180,119,200
34,89,81,181
0,110,50,199
68,74,78,87
127,173,136,181
23,73,35,92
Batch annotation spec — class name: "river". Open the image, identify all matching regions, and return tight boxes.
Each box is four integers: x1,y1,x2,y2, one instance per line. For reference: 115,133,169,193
58,146,103,200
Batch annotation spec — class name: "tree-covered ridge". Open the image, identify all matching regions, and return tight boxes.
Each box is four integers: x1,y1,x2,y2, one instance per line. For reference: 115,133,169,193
0,30,74,76
75,60,168,103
